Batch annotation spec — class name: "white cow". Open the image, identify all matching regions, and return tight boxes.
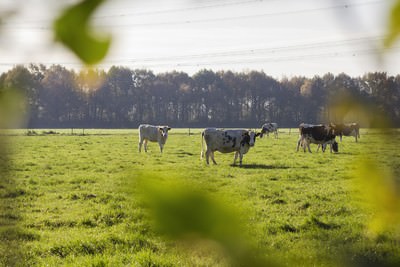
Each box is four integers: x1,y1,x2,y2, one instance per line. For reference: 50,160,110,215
138,124,171,153
260,122,278,138
201,128,260,166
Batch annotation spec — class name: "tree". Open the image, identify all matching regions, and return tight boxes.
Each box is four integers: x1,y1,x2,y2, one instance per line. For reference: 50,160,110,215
1,65,40,127
192,69,226,125
131,69,156,124
40,65,81,127
76,68,106,126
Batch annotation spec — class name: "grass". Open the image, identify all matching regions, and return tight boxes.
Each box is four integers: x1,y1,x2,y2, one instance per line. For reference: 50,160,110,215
0,128,399,266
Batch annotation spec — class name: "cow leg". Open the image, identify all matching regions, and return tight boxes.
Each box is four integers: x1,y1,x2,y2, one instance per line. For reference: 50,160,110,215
298,137,307,152
307,142,312,153
239,153,243,166
233,151,239,165
205,150,210,164
319,144,327,153
138,140,143,152
159,143,164,153
144,140,148,152
211,151,217,165
206,151,217,165
296,137,301,152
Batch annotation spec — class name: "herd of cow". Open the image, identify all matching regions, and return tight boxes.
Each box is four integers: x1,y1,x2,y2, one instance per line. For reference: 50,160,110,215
138,122,360,166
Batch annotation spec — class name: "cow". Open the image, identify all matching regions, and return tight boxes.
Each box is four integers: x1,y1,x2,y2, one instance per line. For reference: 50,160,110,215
138,124,171,153
330,122,360,142
296,123,338,153
201,128,260,166
260,122,278,138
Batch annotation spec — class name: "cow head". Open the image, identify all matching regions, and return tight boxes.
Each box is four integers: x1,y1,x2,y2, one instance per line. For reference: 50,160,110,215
332,141,339,153
259,123,272,138
242,130,261,147
158,126,171,137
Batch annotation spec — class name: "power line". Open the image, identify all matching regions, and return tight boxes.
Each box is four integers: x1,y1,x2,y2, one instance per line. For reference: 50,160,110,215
0,35,390,68
115,48,399,68
8,0,265,25
1,45,397,75
94,0,264,18
3,0,385,30
86,35,385,65
99,0,384,28
0,0,390,71
95,0,383,19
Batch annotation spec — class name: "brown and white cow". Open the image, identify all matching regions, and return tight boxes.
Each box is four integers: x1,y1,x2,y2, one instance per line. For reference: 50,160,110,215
138,124,171,153
201,128,260,166
330,122,360,142
260,122,278,138
296,123,338,153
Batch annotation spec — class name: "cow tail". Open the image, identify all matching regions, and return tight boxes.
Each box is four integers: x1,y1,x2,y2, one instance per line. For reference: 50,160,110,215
201,131,205,159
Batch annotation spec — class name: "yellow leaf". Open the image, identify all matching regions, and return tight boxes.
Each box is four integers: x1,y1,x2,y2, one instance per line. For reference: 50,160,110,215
354,160,400,236
384,0,400,48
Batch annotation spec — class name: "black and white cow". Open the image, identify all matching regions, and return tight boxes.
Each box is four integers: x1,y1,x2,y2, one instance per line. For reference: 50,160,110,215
138,124,171,153
201,128,260,166
330,122,360,142
296,123,338,153
260,122,278,138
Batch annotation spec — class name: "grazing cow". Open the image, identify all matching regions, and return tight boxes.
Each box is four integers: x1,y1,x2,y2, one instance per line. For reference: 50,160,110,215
201,128,260,166
260,122,278,138
330,122,360,142
138,124,171,153
296,123,338,153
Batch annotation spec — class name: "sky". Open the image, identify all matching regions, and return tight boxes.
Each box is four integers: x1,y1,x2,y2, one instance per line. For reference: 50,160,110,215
0,0,398,78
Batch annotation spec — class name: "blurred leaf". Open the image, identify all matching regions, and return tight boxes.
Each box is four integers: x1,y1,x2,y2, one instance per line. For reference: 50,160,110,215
0,88,25,266
384,0,400,48
137,174,277,267
0,9,17,28
143,181,241,241
354,160,400,236
0,88,26,128
329,92,390,128
53,0,111,65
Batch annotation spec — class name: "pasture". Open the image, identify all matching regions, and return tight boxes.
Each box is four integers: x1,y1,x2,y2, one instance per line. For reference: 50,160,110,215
1,128,399,266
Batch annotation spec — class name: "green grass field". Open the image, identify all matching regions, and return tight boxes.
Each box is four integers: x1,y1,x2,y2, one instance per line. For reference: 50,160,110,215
1,128,399,266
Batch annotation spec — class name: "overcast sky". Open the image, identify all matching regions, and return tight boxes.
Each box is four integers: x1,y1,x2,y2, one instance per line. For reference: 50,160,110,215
0,0,398,78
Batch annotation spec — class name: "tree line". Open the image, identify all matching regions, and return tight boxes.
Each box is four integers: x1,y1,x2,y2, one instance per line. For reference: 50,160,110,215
1,64,399,128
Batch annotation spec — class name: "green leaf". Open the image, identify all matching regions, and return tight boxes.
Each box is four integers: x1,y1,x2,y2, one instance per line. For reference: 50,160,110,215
53,0,111,65
136,174,277,267
384,0,400,48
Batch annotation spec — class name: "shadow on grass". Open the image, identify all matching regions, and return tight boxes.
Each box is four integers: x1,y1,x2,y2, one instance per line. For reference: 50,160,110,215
231,164,290,169
175,151,194,156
